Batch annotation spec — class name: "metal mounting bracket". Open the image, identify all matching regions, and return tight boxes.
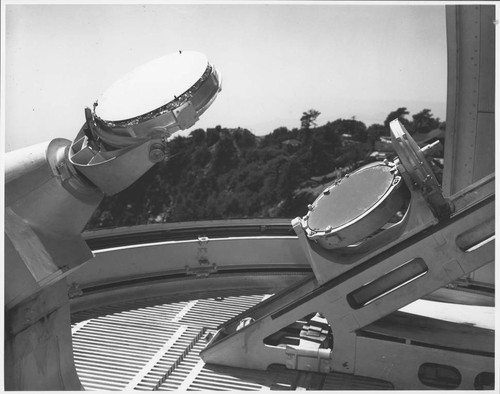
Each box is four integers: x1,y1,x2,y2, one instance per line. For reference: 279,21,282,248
202,176,493,375
390,119,452,218
201,124,494,386
285,346,331,373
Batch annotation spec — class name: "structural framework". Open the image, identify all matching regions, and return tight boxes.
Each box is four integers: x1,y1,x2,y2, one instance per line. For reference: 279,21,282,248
4,5,495,391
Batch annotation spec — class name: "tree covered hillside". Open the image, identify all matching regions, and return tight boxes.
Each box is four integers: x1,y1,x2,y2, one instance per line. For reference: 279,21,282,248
86,108,443,229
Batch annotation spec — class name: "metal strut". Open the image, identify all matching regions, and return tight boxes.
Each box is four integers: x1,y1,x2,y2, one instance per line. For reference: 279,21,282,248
201,121,494,389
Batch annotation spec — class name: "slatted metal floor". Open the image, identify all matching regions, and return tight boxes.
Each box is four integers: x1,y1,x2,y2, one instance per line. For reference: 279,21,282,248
71,294,394,391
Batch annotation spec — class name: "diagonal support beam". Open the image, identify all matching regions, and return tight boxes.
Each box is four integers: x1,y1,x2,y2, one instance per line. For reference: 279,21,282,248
201,176,494,376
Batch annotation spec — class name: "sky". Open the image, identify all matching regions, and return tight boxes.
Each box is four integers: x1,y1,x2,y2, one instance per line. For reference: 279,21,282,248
3,2,448,151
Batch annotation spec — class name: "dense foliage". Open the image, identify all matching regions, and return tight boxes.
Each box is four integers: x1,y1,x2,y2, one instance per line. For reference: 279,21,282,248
86,108,443,229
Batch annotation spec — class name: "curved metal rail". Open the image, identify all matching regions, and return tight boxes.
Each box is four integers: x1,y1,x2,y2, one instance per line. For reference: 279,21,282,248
73,218,493,313
70,219,312,314
84,218,296,249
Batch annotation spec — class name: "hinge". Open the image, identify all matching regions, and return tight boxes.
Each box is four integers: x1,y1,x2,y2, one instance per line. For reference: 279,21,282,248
186,236,217,277
197,236,210,265
285,346,331,373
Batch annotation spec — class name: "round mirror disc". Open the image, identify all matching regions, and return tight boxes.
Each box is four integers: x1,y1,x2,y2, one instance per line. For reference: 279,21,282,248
308,164,395,232
96,51,208,121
